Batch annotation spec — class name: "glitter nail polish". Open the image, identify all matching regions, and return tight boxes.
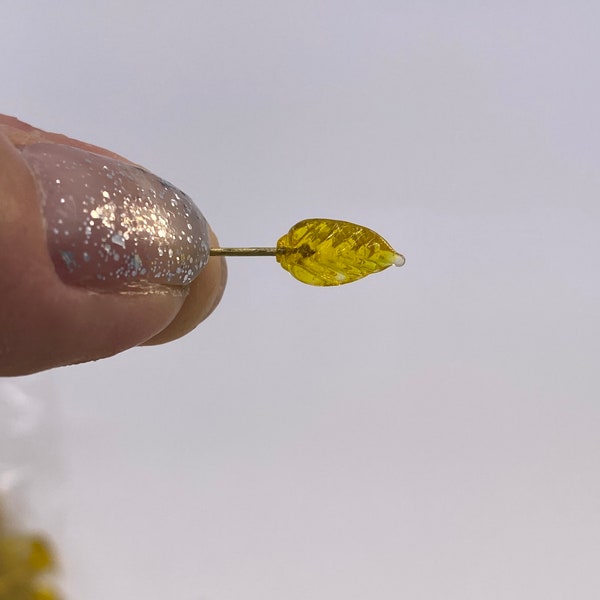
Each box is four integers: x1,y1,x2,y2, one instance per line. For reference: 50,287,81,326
21,143,210,291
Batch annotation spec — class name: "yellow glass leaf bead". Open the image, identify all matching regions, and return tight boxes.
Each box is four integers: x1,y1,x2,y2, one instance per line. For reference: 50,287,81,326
276,218,404,286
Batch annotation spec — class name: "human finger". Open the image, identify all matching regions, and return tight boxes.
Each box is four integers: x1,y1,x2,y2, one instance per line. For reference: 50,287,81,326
0,116,226,375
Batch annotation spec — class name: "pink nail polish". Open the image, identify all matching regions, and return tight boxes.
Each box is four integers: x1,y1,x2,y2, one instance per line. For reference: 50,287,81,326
21,143,210,291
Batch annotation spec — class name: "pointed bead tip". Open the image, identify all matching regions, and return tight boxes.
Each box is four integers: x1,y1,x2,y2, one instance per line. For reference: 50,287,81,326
393,253,406,267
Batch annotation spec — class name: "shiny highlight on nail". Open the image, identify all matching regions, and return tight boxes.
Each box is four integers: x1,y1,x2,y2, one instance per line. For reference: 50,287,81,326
22,143,210,291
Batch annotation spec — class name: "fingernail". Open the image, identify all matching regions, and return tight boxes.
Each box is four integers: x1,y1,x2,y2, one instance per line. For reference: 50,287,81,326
21,143,210,291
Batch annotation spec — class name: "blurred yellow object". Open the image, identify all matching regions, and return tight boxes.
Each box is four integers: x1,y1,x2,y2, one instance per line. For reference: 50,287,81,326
0,513,60,600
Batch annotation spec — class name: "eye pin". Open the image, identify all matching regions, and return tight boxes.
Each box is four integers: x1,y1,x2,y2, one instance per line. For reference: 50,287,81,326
210,218,405,286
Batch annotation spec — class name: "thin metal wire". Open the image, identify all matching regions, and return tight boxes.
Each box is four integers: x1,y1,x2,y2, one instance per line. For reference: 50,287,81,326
209,247,279,257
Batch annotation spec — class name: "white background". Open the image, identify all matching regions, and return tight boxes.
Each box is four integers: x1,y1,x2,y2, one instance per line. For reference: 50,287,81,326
2,1,600,598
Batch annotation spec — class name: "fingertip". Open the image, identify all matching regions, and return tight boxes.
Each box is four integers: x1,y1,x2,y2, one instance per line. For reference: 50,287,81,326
0,117,225,374
141,231,227,346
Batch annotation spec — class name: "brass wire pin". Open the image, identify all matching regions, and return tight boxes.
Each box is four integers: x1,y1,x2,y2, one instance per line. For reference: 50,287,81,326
210,247,278,257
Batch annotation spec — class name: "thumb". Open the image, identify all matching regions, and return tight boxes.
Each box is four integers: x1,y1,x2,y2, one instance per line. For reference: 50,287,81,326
0,117,225,376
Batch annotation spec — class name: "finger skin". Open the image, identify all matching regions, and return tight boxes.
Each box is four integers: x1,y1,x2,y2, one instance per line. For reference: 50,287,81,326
0,116,226,375
142,229,228,345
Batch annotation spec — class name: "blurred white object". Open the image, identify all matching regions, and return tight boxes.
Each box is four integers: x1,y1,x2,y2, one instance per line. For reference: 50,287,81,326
0,374,62,533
